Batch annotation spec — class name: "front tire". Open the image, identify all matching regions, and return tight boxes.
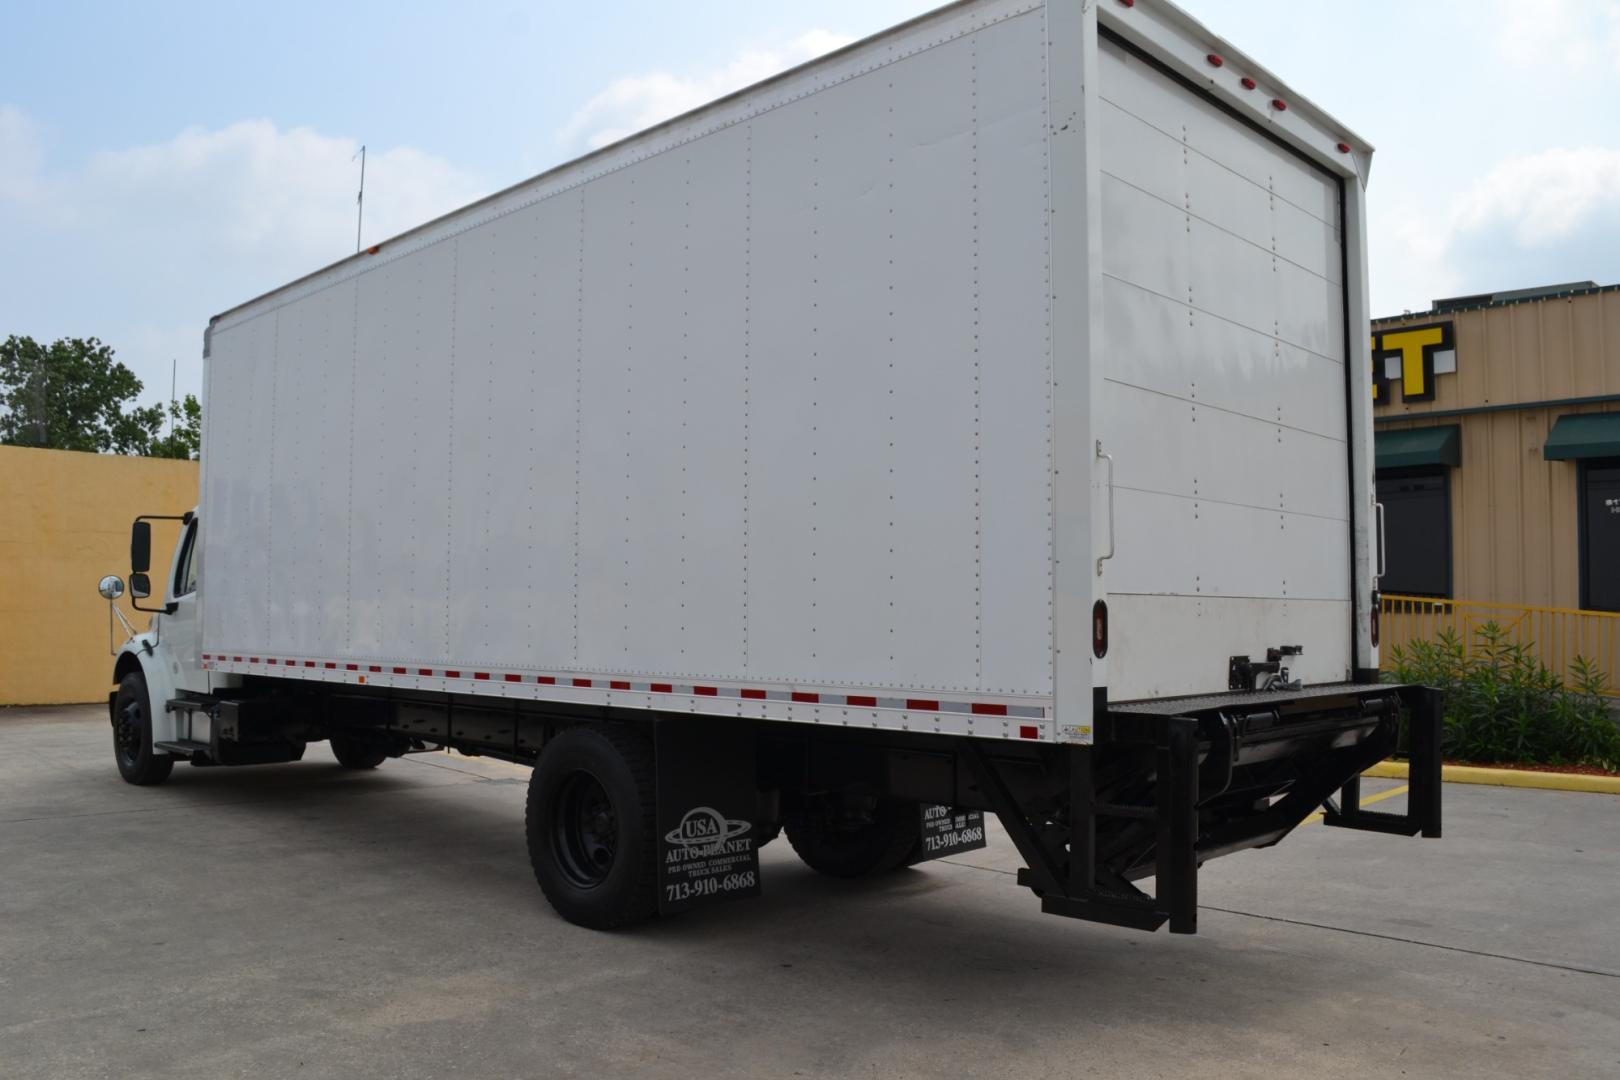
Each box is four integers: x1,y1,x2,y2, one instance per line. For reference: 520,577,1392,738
526,725,659,930
786,798,919,879
112,671,173,786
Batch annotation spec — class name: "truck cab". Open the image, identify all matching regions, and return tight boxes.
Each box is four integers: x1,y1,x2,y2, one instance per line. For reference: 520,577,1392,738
100,511,211,783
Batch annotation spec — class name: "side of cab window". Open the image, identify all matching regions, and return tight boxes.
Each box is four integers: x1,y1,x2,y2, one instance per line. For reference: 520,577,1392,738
174,523,199,597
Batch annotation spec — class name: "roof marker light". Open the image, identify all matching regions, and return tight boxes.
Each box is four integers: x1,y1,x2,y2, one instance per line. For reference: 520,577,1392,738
1271,98,1287,111
1240,77,1256,90
1337,142,1352,154
1206,53,1224,68
1117,0,1134,7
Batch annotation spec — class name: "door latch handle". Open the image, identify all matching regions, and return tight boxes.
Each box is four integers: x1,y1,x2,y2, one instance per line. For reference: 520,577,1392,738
1097,440,1115,577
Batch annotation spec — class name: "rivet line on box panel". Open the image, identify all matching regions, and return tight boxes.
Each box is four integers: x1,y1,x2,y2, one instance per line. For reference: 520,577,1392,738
573,189,586,663
444,237,458,660
267,310,280,652
345,275,360,653
810,107,820,661
624,177,635,652
741,122,753,670
886,76,897,668
971,32,983,684
1039,16,1055,683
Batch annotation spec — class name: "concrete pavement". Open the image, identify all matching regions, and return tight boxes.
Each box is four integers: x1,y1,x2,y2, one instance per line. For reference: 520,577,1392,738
2,704,1616,1079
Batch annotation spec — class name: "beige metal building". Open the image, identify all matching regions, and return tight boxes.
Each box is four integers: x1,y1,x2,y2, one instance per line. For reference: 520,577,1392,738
1373,281,1620,613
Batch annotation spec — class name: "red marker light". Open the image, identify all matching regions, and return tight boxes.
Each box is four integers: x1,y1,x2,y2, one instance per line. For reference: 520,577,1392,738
1271,98,1288,111
1118,0,1134,6
1337,142,1352,154
1240,77,1256,90
1206,53,1224,67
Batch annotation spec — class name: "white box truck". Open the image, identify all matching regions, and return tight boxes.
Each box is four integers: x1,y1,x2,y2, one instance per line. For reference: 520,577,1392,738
97,0,1440,933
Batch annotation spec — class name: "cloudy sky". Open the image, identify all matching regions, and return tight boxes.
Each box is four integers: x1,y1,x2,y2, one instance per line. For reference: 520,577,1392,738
4,0,1619,409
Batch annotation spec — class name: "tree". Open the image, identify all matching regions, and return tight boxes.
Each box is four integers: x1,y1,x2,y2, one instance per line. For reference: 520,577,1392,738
149,394,203,460
0,335,199,457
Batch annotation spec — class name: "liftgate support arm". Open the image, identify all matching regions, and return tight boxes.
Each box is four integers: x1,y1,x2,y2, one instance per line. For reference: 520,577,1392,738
960,716,1200,934
1322,684,1443,839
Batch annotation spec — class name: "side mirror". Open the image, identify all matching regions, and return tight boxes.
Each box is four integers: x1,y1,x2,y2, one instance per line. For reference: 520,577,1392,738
128,573,151,600
98,575,125,600
130,520,152,574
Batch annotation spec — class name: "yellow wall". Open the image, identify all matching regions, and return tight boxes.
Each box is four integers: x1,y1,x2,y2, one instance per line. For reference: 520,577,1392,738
1374,288,1620,609
0,446,198,705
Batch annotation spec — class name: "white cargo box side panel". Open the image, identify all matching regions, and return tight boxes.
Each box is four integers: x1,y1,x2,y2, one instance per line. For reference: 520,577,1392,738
200,0,1062,738
1095,30,1354,699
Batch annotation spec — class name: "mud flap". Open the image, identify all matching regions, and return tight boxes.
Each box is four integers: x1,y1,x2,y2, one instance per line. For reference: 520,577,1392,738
654,717,763,914
910,804,987,864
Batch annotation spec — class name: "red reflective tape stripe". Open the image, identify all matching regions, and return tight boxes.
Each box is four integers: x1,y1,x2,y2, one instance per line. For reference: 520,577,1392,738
1019,725,1039,740
846,695,876,708
610,680,630,690
694,686,719,696
537,676,556,685
324,662,336,669
393,666,406,674
906,699,939,711
650,683,673,693
304,661,316,668
791,692,819,704
444,670,461,678
504,673,522,682
249,657,260,664
418,668,432,676
740,688,767,700
971,703,1008,716
474,672,490,681
345,664,358,671
233,656,243,662
572,678,592,687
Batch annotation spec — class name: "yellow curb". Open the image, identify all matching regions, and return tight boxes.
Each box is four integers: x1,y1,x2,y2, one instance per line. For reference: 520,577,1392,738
1365,760,1620,795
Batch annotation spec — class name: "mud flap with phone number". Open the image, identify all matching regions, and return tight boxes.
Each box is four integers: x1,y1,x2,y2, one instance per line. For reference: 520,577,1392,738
911,804,987,863
655,718,762,914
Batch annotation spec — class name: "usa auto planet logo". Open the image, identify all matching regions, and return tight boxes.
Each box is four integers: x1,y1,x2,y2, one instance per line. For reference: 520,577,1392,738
664,806,751,856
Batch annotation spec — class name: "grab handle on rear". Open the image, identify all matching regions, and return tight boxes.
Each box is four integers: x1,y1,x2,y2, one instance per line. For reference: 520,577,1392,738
1375,500,1387,580
1096,440,1115,577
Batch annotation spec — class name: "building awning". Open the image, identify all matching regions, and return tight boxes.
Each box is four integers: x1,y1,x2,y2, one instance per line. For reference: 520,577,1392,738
1376,425,1461,470
1543,412,1620,461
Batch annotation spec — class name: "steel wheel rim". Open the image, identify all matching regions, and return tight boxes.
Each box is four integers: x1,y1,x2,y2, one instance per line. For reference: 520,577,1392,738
553,770,617,889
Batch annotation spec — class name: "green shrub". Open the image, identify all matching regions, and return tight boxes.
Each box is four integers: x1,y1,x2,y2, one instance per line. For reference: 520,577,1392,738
1385,623,1620,771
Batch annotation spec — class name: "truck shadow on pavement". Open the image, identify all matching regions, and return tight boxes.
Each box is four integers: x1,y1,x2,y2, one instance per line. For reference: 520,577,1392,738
134,756,1302,1013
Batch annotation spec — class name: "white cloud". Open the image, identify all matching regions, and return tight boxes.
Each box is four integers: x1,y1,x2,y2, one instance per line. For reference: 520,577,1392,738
1376,147,1620,311
560,30,855,152
1493,0,1620,72
76,119,484,270
0,108,485,406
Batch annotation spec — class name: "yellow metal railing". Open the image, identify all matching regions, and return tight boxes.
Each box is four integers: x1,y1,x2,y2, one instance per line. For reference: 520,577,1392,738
1380,595,1620,697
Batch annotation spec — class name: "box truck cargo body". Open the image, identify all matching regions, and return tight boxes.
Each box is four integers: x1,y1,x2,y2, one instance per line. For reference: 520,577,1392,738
98,0,1440,933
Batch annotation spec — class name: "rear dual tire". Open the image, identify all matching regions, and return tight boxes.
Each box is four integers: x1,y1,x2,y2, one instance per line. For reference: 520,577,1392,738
329,734,389,770
526,725,659,930
786,799,920,879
